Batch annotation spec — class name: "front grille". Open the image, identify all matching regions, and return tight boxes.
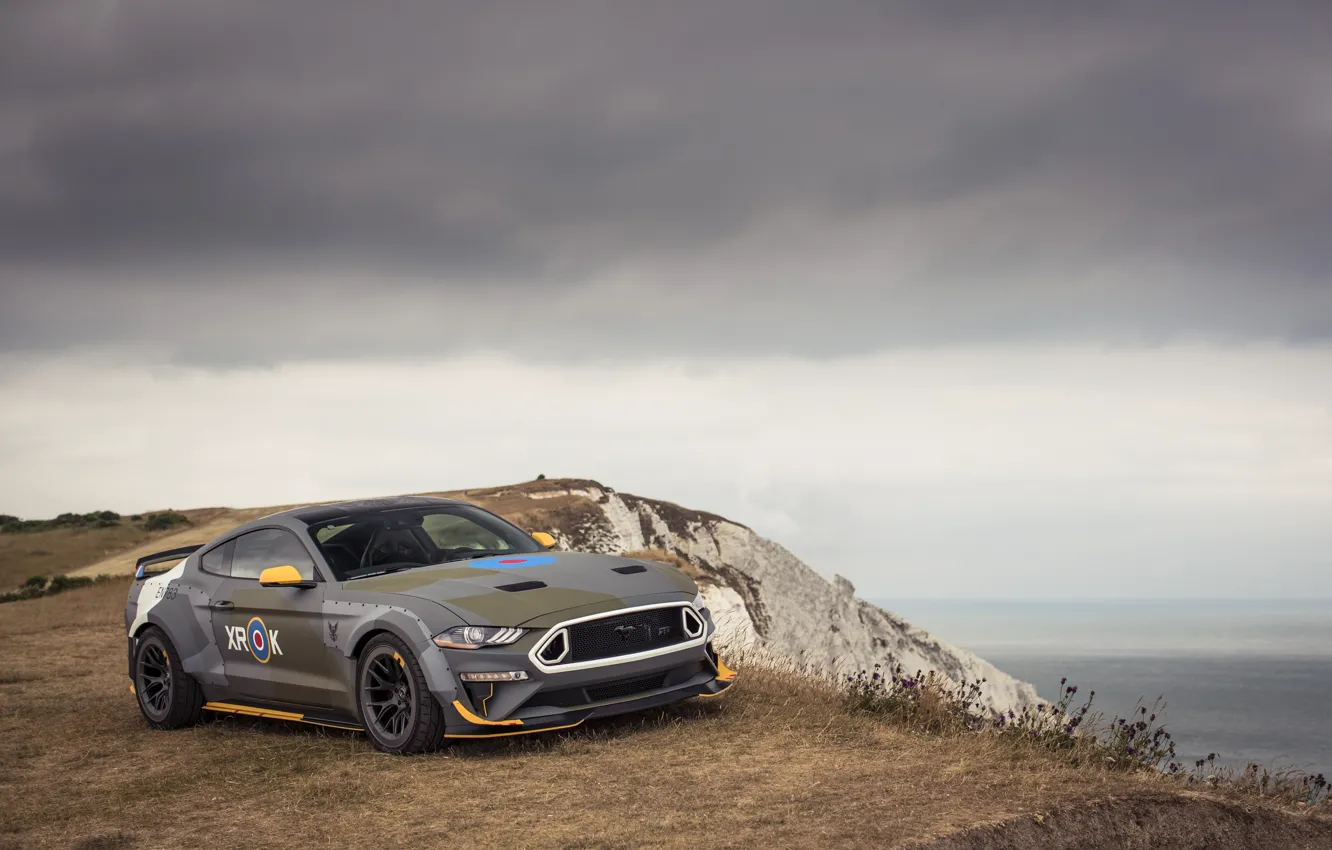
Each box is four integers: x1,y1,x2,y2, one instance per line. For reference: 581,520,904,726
567,607,686,663
587,673,667,702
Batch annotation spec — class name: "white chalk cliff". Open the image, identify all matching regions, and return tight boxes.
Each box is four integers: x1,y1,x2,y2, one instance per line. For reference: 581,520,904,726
502,481,1039,715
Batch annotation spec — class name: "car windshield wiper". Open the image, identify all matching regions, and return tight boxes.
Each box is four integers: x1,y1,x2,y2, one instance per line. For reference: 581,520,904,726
437,550,504,564
351,564,418,580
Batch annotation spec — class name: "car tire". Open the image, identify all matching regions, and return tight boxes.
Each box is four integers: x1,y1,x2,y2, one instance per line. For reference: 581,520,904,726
355,634,445,754
133,626,204,730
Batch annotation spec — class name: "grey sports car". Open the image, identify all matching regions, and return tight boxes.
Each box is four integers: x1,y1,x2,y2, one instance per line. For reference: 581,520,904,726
126,495,736,753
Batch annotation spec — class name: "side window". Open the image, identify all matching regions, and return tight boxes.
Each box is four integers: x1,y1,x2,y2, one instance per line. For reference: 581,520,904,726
199,540,233,576
231,528,316,581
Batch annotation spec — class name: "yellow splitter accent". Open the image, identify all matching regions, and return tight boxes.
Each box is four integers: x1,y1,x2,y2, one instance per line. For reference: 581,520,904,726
452,699,522,726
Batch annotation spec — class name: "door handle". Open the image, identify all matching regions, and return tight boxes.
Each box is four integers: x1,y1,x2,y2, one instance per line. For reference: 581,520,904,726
209,600,234,610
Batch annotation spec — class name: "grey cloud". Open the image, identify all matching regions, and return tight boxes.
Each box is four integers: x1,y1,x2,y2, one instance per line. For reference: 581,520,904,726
1,0,1330,364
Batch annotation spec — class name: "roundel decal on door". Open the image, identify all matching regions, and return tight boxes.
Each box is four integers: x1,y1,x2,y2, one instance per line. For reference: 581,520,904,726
247,617,272,663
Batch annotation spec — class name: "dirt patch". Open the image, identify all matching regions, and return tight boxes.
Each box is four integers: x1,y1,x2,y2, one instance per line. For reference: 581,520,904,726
917,794,1332,850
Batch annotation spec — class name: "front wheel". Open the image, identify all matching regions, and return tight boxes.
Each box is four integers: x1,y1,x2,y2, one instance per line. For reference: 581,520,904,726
134,626,204,729
356,634,445,754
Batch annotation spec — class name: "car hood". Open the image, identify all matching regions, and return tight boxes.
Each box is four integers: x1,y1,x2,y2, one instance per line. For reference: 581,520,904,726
340,551,699,626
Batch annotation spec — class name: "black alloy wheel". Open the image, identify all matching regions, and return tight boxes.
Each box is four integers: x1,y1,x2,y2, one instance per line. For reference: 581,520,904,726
138,640,172,719
134,626,204,729
362,647,414,739
356,634,445,754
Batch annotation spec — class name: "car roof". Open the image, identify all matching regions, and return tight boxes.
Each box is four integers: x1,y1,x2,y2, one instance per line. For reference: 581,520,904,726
259,495,470,527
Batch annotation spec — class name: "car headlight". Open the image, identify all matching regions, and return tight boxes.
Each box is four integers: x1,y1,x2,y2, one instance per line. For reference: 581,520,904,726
433,625,527,649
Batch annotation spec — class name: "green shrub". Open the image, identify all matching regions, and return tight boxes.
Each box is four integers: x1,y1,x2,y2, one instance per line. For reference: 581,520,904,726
0,583,48,603
1,573,117,604
46,574,93,593
845,663,986,735
0,510,124,533
141,511,190,531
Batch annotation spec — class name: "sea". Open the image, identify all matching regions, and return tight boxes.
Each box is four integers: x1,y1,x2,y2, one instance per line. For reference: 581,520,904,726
870,599,1332,774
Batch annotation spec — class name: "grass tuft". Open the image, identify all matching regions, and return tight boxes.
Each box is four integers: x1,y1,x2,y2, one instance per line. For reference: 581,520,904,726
843,663,1331,808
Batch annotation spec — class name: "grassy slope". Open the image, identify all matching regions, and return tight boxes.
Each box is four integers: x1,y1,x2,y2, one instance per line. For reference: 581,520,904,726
3,585,1329,850
0,508,259,589
0,582,1168,848
4,481,1330,848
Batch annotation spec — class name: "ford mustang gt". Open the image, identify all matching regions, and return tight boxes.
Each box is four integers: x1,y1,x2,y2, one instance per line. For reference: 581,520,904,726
126,495,736,753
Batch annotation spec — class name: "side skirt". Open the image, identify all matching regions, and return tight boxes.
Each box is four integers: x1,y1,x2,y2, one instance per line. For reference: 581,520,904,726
201,700,363,732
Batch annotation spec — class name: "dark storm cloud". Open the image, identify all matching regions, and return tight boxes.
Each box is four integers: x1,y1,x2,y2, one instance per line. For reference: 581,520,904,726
1,0,1330,363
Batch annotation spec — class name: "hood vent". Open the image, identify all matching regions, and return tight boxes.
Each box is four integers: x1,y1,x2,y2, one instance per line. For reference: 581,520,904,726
611,564,647,575
497,580,547,593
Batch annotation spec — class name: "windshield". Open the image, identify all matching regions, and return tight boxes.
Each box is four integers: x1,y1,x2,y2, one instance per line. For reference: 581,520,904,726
306,505,542,581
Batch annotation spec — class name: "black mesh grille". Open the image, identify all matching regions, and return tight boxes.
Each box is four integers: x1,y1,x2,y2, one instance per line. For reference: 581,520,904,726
566,607,686,662
532,685,589,708
586,673,668,702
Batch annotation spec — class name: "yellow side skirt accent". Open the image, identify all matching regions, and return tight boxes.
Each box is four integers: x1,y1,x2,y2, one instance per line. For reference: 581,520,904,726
445,718,585,739
452,699,522,726
202,700,363,731
203,701,306,722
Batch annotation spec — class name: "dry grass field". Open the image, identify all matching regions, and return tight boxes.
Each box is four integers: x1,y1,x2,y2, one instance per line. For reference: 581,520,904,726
3,484,1330,848
3,581,1330,849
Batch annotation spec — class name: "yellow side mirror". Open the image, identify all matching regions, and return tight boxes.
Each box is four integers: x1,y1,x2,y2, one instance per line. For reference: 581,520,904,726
259,565,314,587
531,532,556,549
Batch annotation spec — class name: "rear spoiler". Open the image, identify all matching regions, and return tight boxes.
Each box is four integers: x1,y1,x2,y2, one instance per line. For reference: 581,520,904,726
134,545,204,579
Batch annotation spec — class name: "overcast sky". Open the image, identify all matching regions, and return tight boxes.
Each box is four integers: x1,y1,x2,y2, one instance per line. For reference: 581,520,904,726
1,1,1329,597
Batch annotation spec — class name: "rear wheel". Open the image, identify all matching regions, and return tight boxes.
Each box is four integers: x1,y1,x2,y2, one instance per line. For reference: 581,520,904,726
356,634,444,754
134,626,204,729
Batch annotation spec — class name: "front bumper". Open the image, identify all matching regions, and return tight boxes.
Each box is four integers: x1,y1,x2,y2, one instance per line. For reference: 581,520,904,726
440,643,737,739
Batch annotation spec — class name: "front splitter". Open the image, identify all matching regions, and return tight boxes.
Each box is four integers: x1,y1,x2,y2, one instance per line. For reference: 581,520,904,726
443,674,735,739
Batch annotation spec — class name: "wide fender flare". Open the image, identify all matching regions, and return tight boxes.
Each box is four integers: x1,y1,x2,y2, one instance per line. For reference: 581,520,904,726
337,605,459,704
139,587,218,681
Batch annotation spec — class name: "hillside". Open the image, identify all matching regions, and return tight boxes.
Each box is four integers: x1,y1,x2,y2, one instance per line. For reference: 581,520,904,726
2,481,1330,848
2,581,1329,849
40,478,1037,714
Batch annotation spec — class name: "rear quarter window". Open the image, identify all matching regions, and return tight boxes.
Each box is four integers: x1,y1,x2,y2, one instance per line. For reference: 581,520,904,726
199,540,233,576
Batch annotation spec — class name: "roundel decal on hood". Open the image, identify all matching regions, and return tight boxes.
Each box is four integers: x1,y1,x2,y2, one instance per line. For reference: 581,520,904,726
470,554,559,569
